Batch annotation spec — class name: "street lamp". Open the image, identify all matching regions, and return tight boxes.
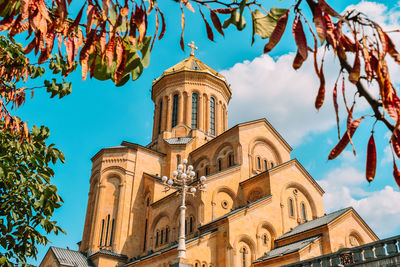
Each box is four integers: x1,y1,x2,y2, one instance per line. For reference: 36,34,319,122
161,158,207,260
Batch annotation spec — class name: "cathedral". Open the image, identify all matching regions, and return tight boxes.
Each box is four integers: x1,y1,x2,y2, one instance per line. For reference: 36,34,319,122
40,46,378,267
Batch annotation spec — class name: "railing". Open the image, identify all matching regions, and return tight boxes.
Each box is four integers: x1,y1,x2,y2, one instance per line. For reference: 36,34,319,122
284,235,400,267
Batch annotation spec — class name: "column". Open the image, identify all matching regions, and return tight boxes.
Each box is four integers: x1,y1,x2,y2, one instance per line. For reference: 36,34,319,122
205,95,210,134
198,95,203,131
166,95,172,131
178,93,183,124
152,103,159,140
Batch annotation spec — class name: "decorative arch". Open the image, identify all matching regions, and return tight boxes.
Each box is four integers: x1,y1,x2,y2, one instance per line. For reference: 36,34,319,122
212,186,236,219
234,234,257,266
246,187,264,203
348,230,364,247
100,167,125,184
150,211,171,235
256,221,277,239
280,181,318,219
248,137,282,166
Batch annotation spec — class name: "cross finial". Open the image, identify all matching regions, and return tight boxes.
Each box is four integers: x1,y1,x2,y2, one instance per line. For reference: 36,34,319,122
187,41,198,56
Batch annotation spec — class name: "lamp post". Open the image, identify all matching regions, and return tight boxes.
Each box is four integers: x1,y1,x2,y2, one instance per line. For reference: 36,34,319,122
161,158,207,261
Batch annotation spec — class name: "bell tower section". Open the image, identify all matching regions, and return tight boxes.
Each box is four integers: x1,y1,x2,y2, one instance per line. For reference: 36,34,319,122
149,44,232,153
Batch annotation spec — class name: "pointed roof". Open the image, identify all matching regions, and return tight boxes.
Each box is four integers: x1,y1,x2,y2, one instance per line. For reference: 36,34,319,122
48,247,93,266
153,55,226,84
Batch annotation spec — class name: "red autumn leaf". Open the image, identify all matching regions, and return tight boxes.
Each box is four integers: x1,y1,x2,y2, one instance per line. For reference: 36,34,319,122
384,31,400,64
115,49,127,83
366,134,377,183
213,8,236,14
313,5,326,44
199,8,214,42
65,37,75,69
134,5,147,43
210,10,224,36
115,39,124,71
332,82,340,139
339,34,356,52
293,16,308,61
151,10,159,50
361,36,373,81
264,11,289,53
323,14,336,49
106,34,115,68
318,0,341,18
180,6,185,51
315,62,325,110
393,160,400,189
89,53,97,79
392,131,400,159
376,26,388,56
121,6,129,17
328,118,362,160
158,8,166,40
292,51,306,70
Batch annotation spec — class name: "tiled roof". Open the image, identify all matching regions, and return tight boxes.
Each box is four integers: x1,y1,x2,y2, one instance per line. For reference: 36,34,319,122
87,249,127,259
277,207,352,240
50,247,93,267
164,137,194,145
254,236,321,262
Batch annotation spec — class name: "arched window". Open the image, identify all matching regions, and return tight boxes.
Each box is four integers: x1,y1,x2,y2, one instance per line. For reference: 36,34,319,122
146,197,150,207
218,159,222,171
264,160,268,170
158,100,163,134
263,234,268,245
289,198,294,217
185,219,188,235
192,93,198,128
109,218,115,246
156,230,159,247
271,162,274,168
160,229,164,245
205,166,209,176
228,154,233,167
105,214,110,246
172,94,179,128
210,97,215,135
257,157,261,169
301,202,306,220
195,264,198,267
165,226,169,243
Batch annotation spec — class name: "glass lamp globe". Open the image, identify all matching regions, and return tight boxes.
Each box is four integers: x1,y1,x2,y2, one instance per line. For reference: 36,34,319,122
167,179,173,185
190,171,196,177
202,184,207,189
181,173,187,179
187,165,193,171
182,158,188,164
162,176,168,182
172,170,178,177
190,187,196,193
178,164,183,170
200,176,206,182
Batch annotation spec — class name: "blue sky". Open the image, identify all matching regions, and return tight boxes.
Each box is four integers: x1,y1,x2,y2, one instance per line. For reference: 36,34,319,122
12,0,400,264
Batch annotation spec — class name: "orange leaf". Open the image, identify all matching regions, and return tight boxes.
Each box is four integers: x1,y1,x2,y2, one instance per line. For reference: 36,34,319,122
213,8,236,14
349,49,360,84
106,34,115,68
182,0,194,13
323,14,336,49
158,8,166,40
86,3,96,34
328,118,362,160
264,11,289,53
292,51,306,70
392,131,400,159
366,134,377,183
313,5,326,44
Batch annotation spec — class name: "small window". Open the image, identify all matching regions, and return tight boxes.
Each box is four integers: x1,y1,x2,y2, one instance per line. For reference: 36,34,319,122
189,216,194,233
264,160,268,170
301,203,306,220
177,155,181,167
218,159,222,171
289,198,294,217
146,197,150,207
228,154,233,167
263,234,268,245
158,100,163,134
185,219,188,235
160,229,164,245
257,157,261,169
242,247,247,267
156,231,159,247
172,94,179,128
205,166,209,176
271,162,274,168
165,227,169,243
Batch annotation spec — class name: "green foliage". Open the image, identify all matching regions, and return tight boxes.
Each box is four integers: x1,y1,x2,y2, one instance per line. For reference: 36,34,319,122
0,123,65,265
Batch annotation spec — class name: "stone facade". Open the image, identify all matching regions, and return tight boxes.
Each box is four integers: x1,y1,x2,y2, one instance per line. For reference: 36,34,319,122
40,54,378,267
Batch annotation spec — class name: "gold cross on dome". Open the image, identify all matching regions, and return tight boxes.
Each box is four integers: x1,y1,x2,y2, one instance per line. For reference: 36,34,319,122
188,41,198,56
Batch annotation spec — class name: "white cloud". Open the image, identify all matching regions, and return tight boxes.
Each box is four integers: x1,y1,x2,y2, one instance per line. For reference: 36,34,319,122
221,1,400,146
318,164,400,237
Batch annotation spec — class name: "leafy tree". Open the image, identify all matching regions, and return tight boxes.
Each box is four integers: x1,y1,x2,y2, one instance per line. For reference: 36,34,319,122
1,0,400,264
